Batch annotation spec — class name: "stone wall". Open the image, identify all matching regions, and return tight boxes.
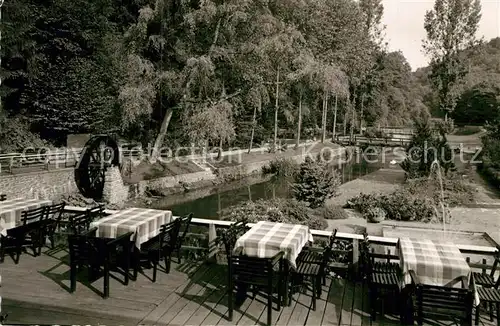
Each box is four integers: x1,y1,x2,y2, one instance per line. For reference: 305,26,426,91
102,166,129,206
0,168,77,200
129,170,216,199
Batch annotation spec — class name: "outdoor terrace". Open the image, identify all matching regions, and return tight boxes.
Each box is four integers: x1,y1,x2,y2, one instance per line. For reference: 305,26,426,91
0,210,499,326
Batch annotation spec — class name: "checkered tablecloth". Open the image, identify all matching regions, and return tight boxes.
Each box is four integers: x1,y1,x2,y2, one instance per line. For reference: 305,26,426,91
398,237,479,305
0,198,53,236
90,207,172,248
234,221,313,269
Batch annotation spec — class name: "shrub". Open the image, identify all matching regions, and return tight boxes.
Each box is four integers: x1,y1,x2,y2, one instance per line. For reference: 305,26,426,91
308,214,329,230
220,198,328,230
400,118,454,178
364,207,386,223
292,157,341,208
344,193,379,213
0,116,49,152
404,176,475,207
321,205,350,220
262,157,298,177
346,190,435,222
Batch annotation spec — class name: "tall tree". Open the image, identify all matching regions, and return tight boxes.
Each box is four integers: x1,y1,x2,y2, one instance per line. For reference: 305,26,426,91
423,0,482,121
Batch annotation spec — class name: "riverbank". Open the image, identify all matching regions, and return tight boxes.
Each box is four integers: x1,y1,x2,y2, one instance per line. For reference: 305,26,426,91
130,141,345,199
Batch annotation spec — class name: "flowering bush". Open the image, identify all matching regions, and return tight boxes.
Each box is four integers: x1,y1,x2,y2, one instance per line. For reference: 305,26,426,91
364,207,386,223
221,198,328,230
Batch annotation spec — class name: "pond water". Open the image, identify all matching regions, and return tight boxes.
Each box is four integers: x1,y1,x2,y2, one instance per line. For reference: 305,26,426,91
150,154,390,219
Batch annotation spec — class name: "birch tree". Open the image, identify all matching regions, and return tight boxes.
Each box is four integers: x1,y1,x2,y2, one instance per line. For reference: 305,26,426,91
423,0,482,120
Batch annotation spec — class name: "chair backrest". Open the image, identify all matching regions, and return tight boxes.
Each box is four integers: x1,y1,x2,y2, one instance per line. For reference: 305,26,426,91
177,213,193,245
46,202,66,221
230,252,283,286
87,204,104,222
159,219,182,250
414,278,473,323
220,220,248,259
21,206,47,225
360,232,371,270
68,227,98,264
466,254,500,288
69,211,93,234
326,229,338,250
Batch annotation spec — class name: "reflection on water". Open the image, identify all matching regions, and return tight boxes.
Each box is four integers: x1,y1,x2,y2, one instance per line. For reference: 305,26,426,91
154,154,385,219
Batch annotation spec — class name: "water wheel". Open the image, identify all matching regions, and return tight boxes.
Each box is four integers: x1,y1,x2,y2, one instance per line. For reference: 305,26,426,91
75,134,122,199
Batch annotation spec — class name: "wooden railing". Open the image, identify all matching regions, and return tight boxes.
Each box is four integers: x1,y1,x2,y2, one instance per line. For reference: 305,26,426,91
0,140,317,174
64,206,500,266
336,135,411,147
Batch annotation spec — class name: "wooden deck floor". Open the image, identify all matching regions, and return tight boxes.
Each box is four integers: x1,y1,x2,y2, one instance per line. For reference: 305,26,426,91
0,247,497,326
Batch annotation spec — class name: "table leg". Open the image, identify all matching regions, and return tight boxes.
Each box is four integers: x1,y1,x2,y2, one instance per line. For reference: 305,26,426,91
400,285,414,325
132,246,139,281
284,261,290,306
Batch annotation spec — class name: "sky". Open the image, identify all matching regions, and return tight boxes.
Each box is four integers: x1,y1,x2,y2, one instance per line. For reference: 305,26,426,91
382,0,500,71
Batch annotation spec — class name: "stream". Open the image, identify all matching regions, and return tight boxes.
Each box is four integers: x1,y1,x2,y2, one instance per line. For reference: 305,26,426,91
149,153,391,219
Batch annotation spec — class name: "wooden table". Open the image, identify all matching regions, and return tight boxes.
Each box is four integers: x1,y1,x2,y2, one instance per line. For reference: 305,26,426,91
398,237,472,287
0,197,52,236
398,237,479,324
234,221,313,269
90,207,172,248
234,221,313,306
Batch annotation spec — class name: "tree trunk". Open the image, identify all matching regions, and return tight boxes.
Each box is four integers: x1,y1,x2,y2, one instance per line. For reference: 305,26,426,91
217,139,223,159
324,93,328,141
151,107,174,162
248,99,259,154
332,94,338,141
247,185,252,201
296,93,303,149
273,68,280,152
321,93,326,143
359,93,364,135
343,112,347,135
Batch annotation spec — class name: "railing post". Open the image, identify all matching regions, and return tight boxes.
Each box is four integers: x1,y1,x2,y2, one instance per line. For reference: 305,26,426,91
352,238,359,278
207,223,218,263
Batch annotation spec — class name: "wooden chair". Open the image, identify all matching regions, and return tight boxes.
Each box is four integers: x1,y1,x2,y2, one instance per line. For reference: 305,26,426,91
43,202,66,248
369,247,401,274
291,244,331,311
228,250,285,326
0,206,48,263
410,271,474,326
21,206,48,226
67,205,104,234
470,258,500,326
475,282,500,326
87,204,105,222
68,211,94,235
219,219,248,261
466,255,500,288
290,229,339,308
173,213,193,263
361,233,401,321
68,228,133,298
137,219,182,282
